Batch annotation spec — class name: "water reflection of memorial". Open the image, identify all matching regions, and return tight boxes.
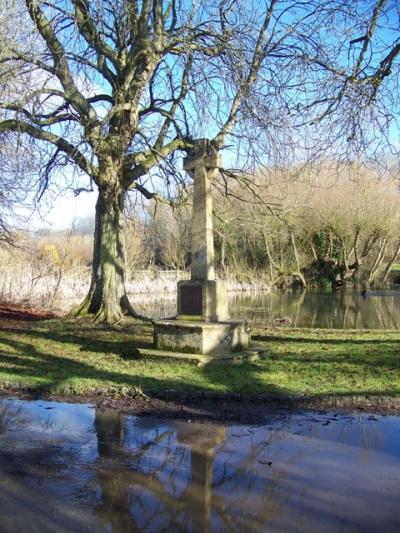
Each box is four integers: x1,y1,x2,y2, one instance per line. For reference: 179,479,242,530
0,401,398,532
94,409,225,532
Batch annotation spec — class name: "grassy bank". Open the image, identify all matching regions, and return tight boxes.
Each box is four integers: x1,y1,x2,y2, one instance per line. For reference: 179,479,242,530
0,316,399,399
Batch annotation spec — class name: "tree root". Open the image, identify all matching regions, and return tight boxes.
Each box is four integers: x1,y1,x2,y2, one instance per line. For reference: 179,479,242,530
68,292,155,325
120,295,156,324
67,295,91,319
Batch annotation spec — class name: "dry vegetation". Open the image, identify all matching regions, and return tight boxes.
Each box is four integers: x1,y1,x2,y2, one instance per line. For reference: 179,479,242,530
212,163,400,289
0,163,399,312
0,233,91,309
0,230,270,312
142,162,400,290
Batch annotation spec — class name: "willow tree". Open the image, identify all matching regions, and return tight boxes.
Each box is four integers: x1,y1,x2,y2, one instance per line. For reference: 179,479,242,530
1,1,397,321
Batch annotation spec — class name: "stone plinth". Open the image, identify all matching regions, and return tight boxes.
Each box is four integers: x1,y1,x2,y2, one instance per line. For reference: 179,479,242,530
177,280,229,322
154,320,250,355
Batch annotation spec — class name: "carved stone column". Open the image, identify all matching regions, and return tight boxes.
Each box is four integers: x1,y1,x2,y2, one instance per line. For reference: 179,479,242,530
152,138,254,359
177,139,228,322
184,138,217,281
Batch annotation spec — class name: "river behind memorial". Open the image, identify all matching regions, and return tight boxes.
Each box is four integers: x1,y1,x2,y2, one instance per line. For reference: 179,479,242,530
131,289,400,329
0,398,399,532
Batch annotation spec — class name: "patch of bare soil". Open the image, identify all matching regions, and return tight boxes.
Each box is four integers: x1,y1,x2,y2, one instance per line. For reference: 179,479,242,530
2,390,398,425
0,303,56,326
69,393,400,421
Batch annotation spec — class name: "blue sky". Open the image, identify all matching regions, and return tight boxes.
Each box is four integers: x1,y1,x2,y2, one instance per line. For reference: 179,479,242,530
8,0,400,231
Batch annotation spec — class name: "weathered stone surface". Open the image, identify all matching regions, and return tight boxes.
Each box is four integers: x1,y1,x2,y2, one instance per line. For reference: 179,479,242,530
154,320,250,355
177,279,229,322
150,138,259,363
183,139,220,281
137,346,264,366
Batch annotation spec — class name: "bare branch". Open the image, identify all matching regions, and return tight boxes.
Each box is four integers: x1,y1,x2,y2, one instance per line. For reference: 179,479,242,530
0,119,96,177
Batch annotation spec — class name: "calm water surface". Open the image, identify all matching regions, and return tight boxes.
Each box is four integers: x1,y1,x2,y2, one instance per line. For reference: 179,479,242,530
131,289,400,329
0,398,399,532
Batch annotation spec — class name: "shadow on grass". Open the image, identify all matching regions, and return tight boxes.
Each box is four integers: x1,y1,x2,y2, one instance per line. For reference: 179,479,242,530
0,323,275,397
11,320,155,358
0,319,399,402
0,335,179,392
253,334,400,345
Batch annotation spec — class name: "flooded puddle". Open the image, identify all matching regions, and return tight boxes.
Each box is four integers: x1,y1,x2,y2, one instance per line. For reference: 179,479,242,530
0,399,399,532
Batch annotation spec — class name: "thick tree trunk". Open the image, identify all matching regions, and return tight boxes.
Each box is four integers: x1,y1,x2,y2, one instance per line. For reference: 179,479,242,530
72,174,138,323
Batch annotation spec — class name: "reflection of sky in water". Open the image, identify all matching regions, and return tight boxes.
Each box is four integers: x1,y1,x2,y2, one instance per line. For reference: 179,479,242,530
131,290,400,329
4,398,95,433
0,399,98,462
213,416,400,531
0,399,399,532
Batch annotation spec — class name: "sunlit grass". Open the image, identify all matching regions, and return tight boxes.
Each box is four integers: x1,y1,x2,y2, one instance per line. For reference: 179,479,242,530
0,318,398,397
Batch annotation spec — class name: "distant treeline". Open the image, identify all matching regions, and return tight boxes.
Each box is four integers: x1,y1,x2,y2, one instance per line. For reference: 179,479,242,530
139,162,400,290
6,162,400,293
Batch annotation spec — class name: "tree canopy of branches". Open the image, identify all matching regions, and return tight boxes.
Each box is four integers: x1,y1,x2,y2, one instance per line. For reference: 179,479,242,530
295,0,400,163
0,0,399,321
0,0,38,243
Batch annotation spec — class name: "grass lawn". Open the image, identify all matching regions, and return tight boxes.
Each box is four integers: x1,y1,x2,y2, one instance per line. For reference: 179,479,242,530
0,317,399,398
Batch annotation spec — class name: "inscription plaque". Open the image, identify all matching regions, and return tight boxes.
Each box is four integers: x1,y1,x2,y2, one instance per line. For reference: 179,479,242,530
179,285,202,315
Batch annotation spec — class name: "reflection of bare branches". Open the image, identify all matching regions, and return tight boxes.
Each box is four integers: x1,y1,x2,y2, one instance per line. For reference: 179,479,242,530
94,412,230,532
0,401,27,433
97,468,187,509
213,432,279,520
93,411,311,532
213,431,273,488
94,410,191,531
94,409,301,532
92,409,400,532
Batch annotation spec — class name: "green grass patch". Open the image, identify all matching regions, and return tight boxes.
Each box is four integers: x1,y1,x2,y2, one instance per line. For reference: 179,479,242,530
0,318,399,397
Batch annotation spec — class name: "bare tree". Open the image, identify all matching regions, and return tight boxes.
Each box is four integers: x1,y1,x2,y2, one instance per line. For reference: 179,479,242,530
0,1,38,243
0,0,397,321
297,0,400,164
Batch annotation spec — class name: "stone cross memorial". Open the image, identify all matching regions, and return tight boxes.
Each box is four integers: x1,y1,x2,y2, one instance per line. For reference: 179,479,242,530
177,139,228,322
152,138,255,361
